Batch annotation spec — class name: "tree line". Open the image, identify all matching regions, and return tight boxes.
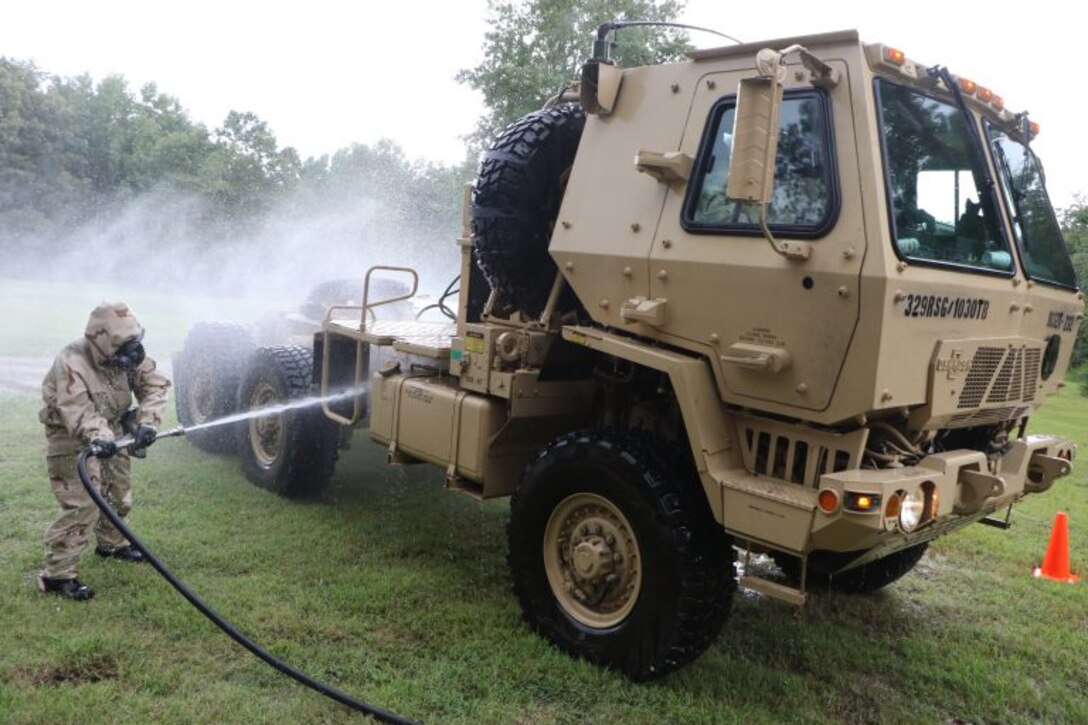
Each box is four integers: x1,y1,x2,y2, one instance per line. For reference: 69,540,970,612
1060,200,1088,368
0,57,474,261
0,1,686,268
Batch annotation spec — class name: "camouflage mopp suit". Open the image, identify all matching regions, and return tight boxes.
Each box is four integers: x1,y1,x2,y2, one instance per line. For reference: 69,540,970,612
38,302,170,598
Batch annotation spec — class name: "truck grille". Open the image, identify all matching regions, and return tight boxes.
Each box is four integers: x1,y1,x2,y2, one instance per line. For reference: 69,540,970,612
958,347,1039,410
949,405,1029,427
739,420,867,487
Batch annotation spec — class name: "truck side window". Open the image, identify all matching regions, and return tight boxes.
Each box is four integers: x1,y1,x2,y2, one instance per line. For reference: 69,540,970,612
683,90,837,237
876,79,1013,274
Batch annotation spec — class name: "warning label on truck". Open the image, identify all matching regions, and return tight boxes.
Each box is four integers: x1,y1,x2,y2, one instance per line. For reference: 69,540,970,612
465,331,486,353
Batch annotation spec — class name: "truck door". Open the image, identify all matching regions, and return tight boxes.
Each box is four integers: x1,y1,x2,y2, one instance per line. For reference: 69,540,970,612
650,59,866,413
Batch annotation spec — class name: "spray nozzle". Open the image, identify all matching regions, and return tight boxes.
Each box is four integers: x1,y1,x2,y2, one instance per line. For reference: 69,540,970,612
89,426,185,460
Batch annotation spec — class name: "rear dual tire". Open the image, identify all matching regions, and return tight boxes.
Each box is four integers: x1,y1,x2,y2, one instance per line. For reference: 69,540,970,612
237,345,340,498
173,322,255,454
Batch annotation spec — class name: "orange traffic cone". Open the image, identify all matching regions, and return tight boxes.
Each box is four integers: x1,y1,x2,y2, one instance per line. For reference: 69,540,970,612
1032,511,1078,583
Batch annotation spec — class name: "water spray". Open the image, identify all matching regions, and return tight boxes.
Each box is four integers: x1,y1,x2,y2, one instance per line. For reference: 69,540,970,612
102,384,367,456
77,413,412,723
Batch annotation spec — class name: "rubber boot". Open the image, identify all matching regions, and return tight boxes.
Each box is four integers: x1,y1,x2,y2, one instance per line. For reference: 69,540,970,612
95,545,147,563
39,576,95,601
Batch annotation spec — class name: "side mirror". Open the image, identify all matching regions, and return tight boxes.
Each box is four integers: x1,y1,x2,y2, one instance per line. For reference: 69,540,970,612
580,60,623,116
725,48,786,205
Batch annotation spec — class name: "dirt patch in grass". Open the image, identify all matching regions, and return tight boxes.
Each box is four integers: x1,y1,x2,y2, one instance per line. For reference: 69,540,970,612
16,653,119,686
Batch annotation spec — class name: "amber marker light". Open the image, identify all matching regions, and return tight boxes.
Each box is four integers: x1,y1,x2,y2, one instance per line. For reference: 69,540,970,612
927,488,941,521
845,492,882,512
958,77,977,95
818,489,840,514
884,492,902,519
1030,121,1040,136
885,47,906,65
977,87,993,102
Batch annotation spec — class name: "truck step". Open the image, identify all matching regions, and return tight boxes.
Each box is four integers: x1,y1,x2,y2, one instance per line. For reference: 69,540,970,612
978,504,1013,530
738,574,808,607
445,474,485,500
978,516,1012,530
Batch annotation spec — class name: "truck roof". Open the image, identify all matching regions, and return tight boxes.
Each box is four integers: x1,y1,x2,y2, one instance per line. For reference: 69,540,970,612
686,29,860,62
685,28,1034,140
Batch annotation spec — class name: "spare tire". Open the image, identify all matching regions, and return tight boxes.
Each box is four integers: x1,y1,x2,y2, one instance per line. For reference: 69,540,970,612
299,277,413,322
472,104,586,318
299,278,364,320
173,322,256,454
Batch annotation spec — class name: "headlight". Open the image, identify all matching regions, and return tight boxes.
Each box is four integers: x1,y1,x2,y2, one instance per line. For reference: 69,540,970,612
899,489,925,532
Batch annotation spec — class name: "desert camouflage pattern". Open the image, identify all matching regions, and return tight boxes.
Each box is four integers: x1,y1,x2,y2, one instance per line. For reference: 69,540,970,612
39,302,169,455
42,452,132,578
38,302,170,579
83,300,144,362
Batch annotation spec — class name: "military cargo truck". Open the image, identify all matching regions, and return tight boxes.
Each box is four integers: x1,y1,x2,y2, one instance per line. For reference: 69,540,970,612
233,28,1082,679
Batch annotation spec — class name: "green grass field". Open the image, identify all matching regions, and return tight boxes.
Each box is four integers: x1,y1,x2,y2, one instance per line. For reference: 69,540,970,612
2,281,1087,723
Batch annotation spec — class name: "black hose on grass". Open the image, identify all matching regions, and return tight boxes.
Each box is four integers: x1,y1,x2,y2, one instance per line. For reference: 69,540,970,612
77,448,415,724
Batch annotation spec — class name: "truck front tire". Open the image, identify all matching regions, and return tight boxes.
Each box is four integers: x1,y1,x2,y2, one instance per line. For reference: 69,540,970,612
774,543,929,593
237,345,339,498
508,430,734,680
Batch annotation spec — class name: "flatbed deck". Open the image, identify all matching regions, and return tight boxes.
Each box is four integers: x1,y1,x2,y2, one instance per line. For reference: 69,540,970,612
325,318,457,359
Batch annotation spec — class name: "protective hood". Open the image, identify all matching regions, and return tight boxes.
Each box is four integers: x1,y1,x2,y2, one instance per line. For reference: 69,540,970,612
84,302,145,365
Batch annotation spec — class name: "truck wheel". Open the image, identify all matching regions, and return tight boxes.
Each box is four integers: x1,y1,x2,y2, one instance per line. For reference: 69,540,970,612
508,430,733,680
774,543,929,594
173,322,255,454
237,345,339,498
472,104,585,318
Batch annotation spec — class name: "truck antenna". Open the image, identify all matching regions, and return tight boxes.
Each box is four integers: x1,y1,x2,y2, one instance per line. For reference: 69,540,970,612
593,20,742,62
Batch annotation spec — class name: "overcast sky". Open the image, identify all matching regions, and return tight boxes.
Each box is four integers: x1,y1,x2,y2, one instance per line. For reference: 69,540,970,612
1,0,1082,208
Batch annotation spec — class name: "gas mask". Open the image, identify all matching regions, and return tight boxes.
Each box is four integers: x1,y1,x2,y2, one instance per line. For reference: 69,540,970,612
110,337,146,370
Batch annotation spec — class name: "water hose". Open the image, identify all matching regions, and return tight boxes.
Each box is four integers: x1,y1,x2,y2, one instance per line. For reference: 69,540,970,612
77,444,415,724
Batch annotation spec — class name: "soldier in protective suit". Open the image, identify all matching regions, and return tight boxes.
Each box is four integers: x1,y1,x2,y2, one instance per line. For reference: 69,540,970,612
37,302,171,601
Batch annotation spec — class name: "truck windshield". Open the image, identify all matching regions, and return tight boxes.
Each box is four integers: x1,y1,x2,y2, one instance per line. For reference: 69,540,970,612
986,124,1077,288
876,79,1013,273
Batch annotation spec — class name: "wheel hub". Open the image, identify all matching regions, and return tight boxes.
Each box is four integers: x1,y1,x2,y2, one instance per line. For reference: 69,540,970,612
248,382,283,469
189,359,214,423
544,493,641,628
571,535,613,580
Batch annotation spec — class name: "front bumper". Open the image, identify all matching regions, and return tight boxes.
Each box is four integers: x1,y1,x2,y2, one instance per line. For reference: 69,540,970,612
807,434,1075,567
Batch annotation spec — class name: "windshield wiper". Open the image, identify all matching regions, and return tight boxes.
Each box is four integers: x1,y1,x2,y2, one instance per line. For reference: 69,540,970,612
928,65,1005,239
990,138,1030,250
